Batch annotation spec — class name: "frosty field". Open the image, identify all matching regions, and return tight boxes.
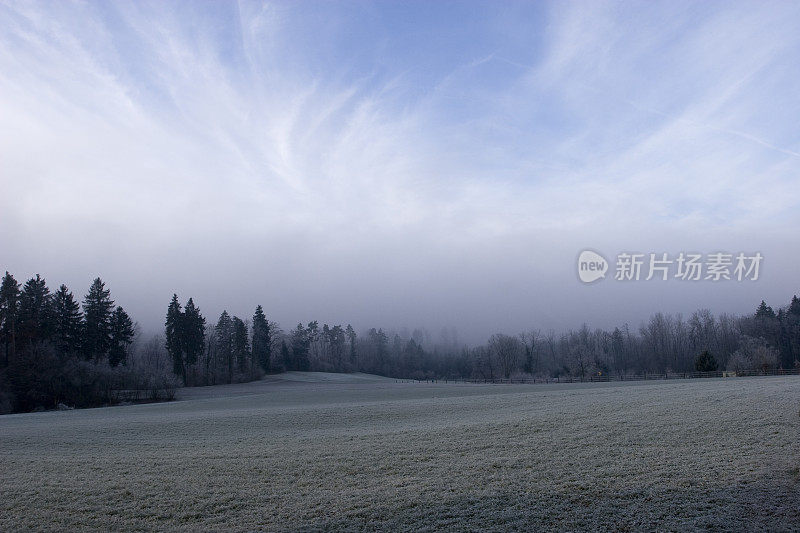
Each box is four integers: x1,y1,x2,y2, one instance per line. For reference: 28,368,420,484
1,374,799,531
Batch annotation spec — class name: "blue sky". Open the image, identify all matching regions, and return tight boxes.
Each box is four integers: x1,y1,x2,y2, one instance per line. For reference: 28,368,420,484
1,1,799,341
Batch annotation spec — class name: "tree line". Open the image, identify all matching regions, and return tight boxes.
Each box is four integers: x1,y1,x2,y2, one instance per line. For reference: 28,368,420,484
2,268,799,413
160,292,800,386
0,272,174,413
163,294,362,386
469,297,800,381
0,273,135,365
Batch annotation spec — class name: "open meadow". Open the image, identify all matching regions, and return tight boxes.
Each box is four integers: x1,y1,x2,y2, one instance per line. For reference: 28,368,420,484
2,373,799,531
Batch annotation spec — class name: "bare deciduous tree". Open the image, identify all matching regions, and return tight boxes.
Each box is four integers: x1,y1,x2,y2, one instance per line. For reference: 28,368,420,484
489,334,522,379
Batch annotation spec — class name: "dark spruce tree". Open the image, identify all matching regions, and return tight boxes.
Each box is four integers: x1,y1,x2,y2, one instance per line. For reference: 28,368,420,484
215,311,234,383
787,295,800,316
232,316,250,375
368,328,389,373
328,324,345,371
694,350,718,372
290,323,310,371
18,274,53,347
755,300,776,319
252,305,271,373
786,295,800,368
182,298,206,375
52,284,83,357
0,272,21,366
346,324,357,365
165,294,185,382
82,278,114,361
109,306,135,367
775,309,791,368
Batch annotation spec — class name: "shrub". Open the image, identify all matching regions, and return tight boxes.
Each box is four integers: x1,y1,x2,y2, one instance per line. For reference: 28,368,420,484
0,371,13,414
726,350,751,373
694,350,718,372
1,340,180,413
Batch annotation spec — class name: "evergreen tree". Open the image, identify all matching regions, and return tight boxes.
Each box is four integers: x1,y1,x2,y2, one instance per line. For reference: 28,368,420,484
345,324,357,364
109,306,135,367
306,321,319,364
280,339,290,370
694,350,718,372
776,309,794,369
0,272,21,366
328,324,345,371
252,305,271,373
82,278,114,361
215,311,234,383
368,328,389,372
789,295,800,317
290,323,310,371
751,300,780,350
165,295,185,381
232,316,250,374
52,284,83,357
755,300,776,319
18,274,52,346
786,296,800,368
182,298,206,371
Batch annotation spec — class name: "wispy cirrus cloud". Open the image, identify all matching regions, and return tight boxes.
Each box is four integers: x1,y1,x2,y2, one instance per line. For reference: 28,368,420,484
1,1,799,340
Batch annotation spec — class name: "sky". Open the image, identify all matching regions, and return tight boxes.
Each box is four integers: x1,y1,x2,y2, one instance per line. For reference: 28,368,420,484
1,1,799,344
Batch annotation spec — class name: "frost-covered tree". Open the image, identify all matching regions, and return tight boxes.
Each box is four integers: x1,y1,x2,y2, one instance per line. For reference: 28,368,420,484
345,324,357,364
489,333,522,379
290,323,310,371
280,339,290,370
328,324,346,371
755,300,776,319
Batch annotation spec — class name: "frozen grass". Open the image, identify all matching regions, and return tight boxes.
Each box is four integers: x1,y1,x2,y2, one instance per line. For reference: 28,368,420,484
1,375,799,531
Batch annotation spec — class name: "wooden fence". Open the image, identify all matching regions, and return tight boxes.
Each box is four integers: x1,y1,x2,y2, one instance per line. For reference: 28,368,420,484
396,367,800,385
111,388,176,402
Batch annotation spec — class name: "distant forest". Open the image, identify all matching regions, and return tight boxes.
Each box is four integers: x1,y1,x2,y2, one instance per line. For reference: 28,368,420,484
1,270,799,413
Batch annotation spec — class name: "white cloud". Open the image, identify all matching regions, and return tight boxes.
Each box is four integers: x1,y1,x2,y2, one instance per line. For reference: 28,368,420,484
0,1,798,340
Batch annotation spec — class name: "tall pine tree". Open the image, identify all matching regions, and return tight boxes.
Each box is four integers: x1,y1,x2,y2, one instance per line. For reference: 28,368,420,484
0,272,20,366
182,298,206,372
232,316,250,375
787,295,800,368
165,294,185,382
215,311,234,383
789,295,800,317
52,284,83,357
252,305,271,373
755,300,776,319
109,306,135,367
290,323,310,371
346,324,357,365
18,274,52,346
82,278,114,361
